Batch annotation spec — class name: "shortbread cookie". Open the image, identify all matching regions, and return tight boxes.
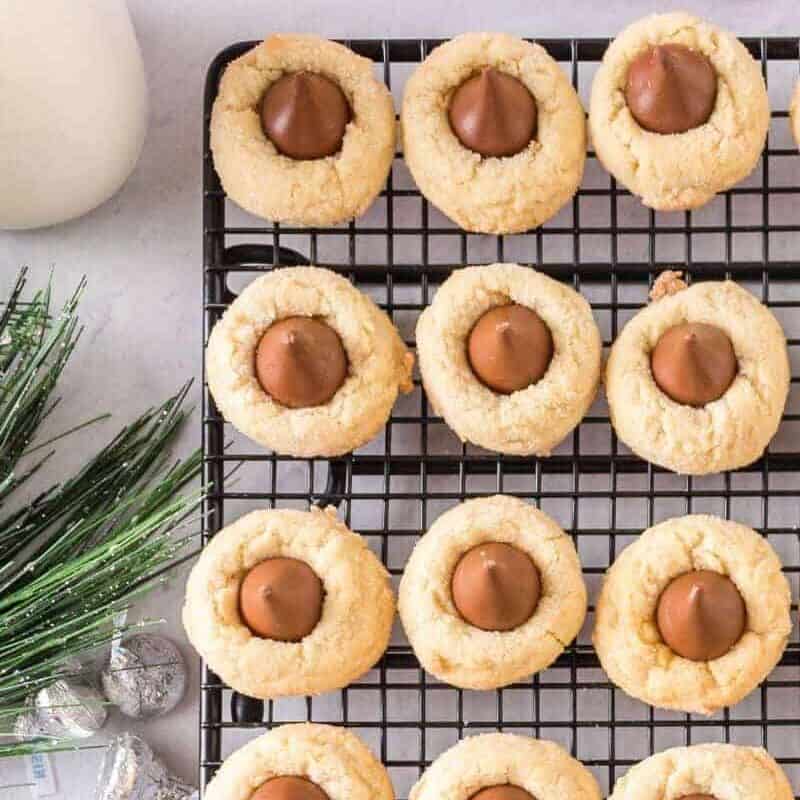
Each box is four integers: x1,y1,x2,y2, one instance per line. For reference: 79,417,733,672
791,79,800,146
416,263,601,455
609,744,792,800
605,272,789,475
590,12,769,210
205,723,393,800
594,514,791,714
206,266,413,457
402,32,586,233
211,34,395,225
399,495,587,690
183,507,395,699
410,733,601,800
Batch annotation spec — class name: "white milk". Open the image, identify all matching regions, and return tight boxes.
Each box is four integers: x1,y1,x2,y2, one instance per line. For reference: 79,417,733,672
0,0,148,229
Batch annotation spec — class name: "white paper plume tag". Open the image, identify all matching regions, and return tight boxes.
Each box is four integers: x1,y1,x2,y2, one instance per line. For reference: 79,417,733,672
25,751,58,797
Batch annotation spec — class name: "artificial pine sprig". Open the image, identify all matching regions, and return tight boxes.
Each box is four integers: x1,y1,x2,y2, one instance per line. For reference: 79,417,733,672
0,268,85,504
0,270,203,759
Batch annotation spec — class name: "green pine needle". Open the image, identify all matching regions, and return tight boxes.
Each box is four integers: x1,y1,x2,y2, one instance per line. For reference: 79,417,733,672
0,268,83,506
0,270,203,759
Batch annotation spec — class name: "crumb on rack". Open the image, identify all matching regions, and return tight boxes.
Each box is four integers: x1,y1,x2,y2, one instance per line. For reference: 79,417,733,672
650,270,688,301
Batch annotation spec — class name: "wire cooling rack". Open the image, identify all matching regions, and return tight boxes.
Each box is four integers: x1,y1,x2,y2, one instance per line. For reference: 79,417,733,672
202,37,800,800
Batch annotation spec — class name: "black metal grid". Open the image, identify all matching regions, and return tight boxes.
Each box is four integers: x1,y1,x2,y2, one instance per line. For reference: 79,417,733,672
202,37,800,800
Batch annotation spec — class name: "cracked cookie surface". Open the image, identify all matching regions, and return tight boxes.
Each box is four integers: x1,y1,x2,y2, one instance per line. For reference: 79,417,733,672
609,744,793,800
594,515,791,714
205,723,393,800
410,733,601,800
211,34,395,226
605,274,789,475
398,495,587,689
401,32,586,233
183,508,395,699
206,266,414,457
416,263,601,456
589,12,769,211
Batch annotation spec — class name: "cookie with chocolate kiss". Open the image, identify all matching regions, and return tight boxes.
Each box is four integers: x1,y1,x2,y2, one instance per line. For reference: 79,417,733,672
408,733,601,800
590,13,769,212
202,724,394,800
211,35,396,226
606,745,792,800
403,32,587,232
207,267,413,458
399,495,588,690
261,71,351,160
184,507,396,699
593,514,791,714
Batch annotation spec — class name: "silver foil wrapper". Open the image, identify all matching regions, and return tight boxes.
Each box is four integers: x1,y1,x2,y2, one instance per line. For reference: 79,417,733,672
101,633,187,719
95,733,197,800
14,677,107,740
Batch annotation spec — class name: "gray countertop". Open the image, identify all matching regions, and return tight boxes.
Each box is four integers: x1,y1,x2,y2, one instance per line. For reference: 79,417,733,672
3,1,800,797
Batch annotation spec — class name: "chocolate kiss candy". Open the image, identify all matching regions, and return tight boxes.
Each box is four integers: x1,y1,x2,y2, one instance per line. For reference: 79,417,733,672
261,71,351,160
239,558,324,642
651,322,737,407
95,734,196,800
451,542,541,631
101,633,187,719
15,677,107,741
625,44,717,134
252,777,330,800
468,304,553,394
656,569,746,662
256,316,348,409
448,66,537,157
470,786,537,800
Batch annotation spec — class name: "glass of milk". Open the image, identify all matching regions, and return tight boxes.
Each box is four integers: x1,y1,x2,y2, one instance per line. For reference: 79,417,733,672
0,0,148,229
